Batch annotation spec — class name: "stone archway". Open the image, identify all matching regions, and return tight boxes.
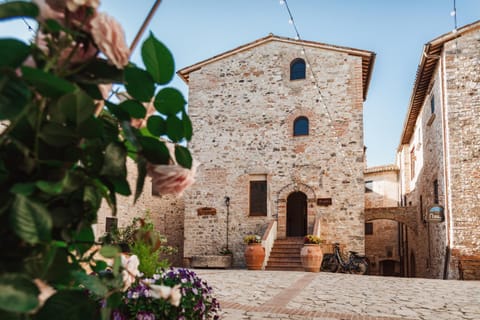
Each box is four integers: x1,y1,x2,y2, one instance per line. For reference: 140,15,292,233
365,207,418,234
276,183,316,238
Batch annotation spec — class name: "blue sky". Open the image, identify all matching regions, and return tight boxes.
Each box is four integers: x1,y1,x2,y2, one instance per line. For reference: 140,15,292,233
2,0,479,166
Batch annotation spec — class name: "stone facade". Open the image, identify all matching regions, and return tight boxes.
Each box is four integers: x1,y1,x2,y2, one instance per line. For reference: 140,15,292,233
396,21,480,279
179,35,374,267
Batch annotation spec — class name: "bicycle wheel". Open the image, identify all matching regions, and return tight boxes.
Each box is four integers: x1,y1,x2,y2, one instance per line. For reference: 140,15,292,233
321,254,338,273
349,258,369,275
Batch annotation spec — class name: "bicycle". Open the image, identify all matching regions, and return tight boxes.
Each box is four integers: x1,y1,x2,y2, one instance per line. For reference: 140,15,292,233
321,242,369,275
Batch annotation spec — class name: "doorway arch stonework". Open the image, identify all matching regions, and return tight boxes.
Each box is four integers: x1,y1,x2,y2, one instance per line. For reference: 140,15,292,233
277,183,316,239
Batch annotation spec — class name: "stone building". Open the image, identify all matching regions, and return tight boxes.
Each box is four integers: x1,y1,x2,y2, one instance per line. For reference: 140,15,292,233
95,21,479,279
395,20,480,279
177,34,375,267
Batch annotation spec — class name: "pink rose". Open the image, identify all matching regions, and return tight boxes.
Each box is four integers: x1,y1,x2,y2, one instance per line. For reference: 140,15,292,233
66,0,99,12
147,142,198,196
90,12,129,69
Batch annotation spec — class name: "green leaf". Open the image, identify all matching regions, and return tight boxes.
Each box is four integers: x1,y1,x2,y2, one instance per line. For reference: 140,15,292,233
77,116,103,139
183,111,193,141
154,87,186,116
72,58,124,84
146,115,166,136
104,101,130,121
21,66,75,97
10,182,36,195
0,273,39,313
57,90,95,126
0,1,38,21
124,67,155,102
99,245,119,258
92,261,108,273
119,100,146,119
77,82,103,100
141,32,175,84
0,39,30,68
110,177,131,196
36,290,97,320
100,142,127,177
39,122,78,147
166,115,184,142
138,136,170,164
36,171,83,195
72,271,108,297
83,184,102,212
0,73,31,120
134,156,147,203
10,194,52,244
175,145,192,169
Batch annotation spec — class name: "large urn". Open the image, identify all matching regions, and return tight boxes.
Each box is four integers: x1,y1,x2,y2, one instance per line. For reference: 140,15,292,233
300,244,323,272
244,243,265,270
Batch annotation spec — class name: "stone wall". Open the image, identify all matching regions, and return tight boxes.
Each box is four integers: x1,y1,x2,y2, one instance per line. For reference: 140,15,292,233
365,219,400,276
95,159,186,266
184,40,367,267
444,28,480,275
397,26,480,279
397,63,445,279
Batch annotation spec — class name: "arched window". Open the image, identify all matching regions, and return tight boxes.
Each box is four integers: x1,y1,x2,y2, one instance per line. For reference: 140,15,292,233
290,58,306,80
293,116,309,136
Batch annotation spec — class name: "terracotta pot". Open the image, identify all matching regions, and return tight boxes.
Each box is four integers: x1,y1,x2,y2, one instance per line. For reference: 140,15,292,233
300,244,323,272
244,243,265,270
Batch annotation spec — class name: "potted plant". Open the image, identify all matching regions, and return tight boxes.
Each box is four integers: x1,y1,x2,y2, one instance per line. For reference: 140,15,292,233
300,235,324,272
243,235,265,270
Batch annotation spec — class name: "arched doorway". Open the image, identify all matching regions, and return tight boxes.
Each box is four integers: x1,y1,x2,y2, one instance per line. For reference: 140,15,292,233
287,192,307,237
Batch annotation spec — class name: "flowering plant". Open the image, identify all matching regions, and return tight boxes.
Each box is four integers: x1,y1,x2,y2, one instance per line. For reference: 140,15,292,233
304,235,323,244
0,1,195,319
114,268,220,320
243,235,262,244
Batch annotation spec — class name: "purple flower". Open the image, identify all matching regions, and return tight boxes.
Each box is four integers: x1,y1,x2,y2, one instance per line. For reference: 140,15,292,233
136,311,155,320
112,310,127,320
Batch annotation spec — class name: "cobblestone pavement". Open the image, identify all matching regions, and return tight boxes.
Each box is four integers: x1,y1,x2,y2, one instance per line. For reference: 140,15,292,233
194,269,480,320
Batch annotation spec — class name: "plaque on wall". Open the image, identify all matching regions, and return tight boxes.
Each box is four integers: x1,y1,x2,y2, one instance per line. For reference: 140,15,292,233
427,205,444,223
317,198,332,206
197,207,217,216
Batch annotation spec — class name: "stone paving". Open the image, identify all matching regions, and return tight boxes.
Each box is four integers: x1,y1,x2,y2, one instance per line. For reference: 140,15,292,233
194,269,480,320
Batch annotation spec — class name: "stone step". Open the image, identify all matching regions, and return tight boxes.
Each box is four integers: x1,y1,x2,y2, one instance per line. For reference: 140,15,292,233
265,265,304,271
269,253,301,259
265,238,305,271
270,249,302,255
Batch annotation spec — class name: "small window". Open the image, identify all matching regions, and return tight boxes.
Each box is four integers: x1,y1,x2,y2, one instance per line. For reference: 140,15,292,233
250,180,267,216
293,116,309,136
430,95,435,114
365,180,373,193
365,222,373,235
290,58,306,80
433,179,439,204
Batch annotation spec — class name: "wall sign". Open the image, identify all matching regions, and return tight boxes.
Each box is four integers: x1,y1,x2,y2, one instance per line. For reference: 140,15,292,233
317,198,332,206
427,205,444,223
197,207,217,216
